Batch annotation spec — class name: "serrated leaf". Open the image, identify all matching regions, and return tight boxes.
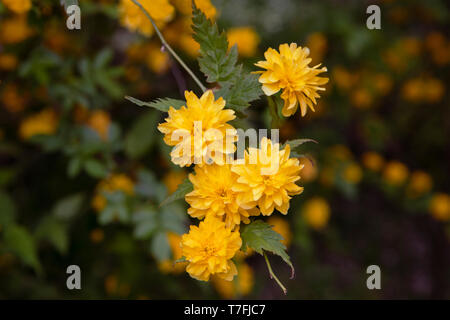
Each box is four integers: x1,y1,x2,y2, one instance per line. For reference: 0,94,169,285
215,69,262,112
241,220,294,278
124,111,159,159
192,5,237,83
159,178,193,207
125,96,185,112
3,224,41,274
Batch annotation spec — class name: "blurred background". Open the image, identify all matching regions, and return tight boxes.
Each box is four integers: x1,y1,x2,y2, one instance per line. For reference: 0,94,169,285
0,0,449,299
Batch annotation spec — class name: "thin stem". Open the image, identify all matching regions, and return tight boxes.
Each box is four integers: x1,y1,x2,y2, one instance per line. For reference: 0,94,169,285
264,252,287,295
130,0,207,93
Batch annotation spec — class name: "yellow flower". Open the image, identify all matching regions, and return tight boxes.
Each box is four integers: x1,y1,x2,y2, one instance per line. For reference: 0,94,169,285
92,174,135,212
119,0,174,36
163,170,187,194
157,90,237,167
227,27,260,58
87,110,111,141
163,17,200,57
351,87,372,109
212,263,254,298
231,138,304,215
429,193,450,222
302,197,330,230
343,163,363,184
146,43,170,74
362,152,384,172
186,163,259,229
299,156,318,182
267,216,292,247
0,16,34,44
383,161,409,185
172,0,217,20
181,216,241,281
19,109,58,140
1,84,28,113
1,0,31,14
0,53,18,71
373,73,393,96
255,43,328,117
407,171,433,198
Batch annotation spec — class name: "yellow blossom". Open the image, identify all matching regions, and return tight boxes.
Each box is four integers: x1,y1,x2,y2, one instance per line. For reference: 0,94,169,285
429,193,450,222
1,84,28,113
407,171,433,197
267,216,292,247
299,156,318,182
119,0,174,36
1,0,31,14
157,90,237,167
19,109,59,140
0,16,34,44
362,152,384,172
302,197,330,230
343,163,363,184
181,216,241,281
212,263,254,298
227,27,260,58
186,164,259,229
0,54,18,71
351,87,372,109
383,161,409,185
146,43,170,74
255,43,328,117
172,0,217,20
231,138,304,216
92,174,135,212
87,110,111,141
163,170,187,194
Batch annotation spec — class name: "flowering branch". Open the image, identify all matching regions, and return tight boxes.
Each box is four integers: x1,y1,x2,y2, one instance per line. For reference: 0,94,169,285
264,252,287,295
130,0,207,93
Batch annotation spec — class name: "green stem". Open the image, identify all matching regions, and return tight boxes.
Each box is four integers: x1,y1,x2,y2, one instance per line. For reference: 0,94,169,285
267,96,281,129
130,0,207,93
264,252,287,295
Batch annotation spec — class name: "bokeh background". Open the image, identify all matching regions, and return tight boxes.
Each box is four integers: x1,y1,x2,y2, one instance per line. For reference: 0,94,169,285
0,0,449,299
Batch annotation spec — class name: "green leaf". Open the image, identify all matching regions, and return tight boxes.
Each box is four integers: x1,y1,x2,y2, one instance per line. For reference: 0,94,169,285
84,159,108,178
150,232,171,262
192,5,237,83
35,216,69,255
52,193,85,221
125,96,185,112
0,192,16,229
241,220,294,278
124,111,159,159
215,69,262,112
3,224,41,273
283,138,318,157
159,178,193,207
132,207,157,240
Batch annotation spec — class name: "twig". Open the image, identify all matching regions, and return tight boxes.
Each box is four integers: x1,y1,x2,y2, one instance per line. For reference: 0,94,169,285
264,252,287,295
130,0,207,93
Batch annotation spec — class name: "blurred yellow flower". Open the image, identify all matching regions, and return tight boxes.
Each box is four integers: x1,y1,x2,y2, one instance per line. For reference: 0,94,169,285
181,216,241,281
172,0,217,20
186,164,259,229
299,156,318,182
90,228,105,244
0,16,34,44
1,0,31,14
87,110,111,141
212,263,254,298
227,27,260,58
373,73,393,96
383,161,409,185
119,0,175,36
400,37,421,56
255,43,328,117
231,138,304,216
302,197,330,230
163,17,200,57
402,77,444,103
351,87,372,109
163,170,187,194
158,90,237,167
306,32,328,65
362,152,384,172
332,66,357,91
343,163,363,184
425,32,450,66
407,171,433,197
1,84,28,113
0,53,18,71
92,174,135,212
19,109,58,140
429,193,450,222
146,43,171,74
267,216,292,247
